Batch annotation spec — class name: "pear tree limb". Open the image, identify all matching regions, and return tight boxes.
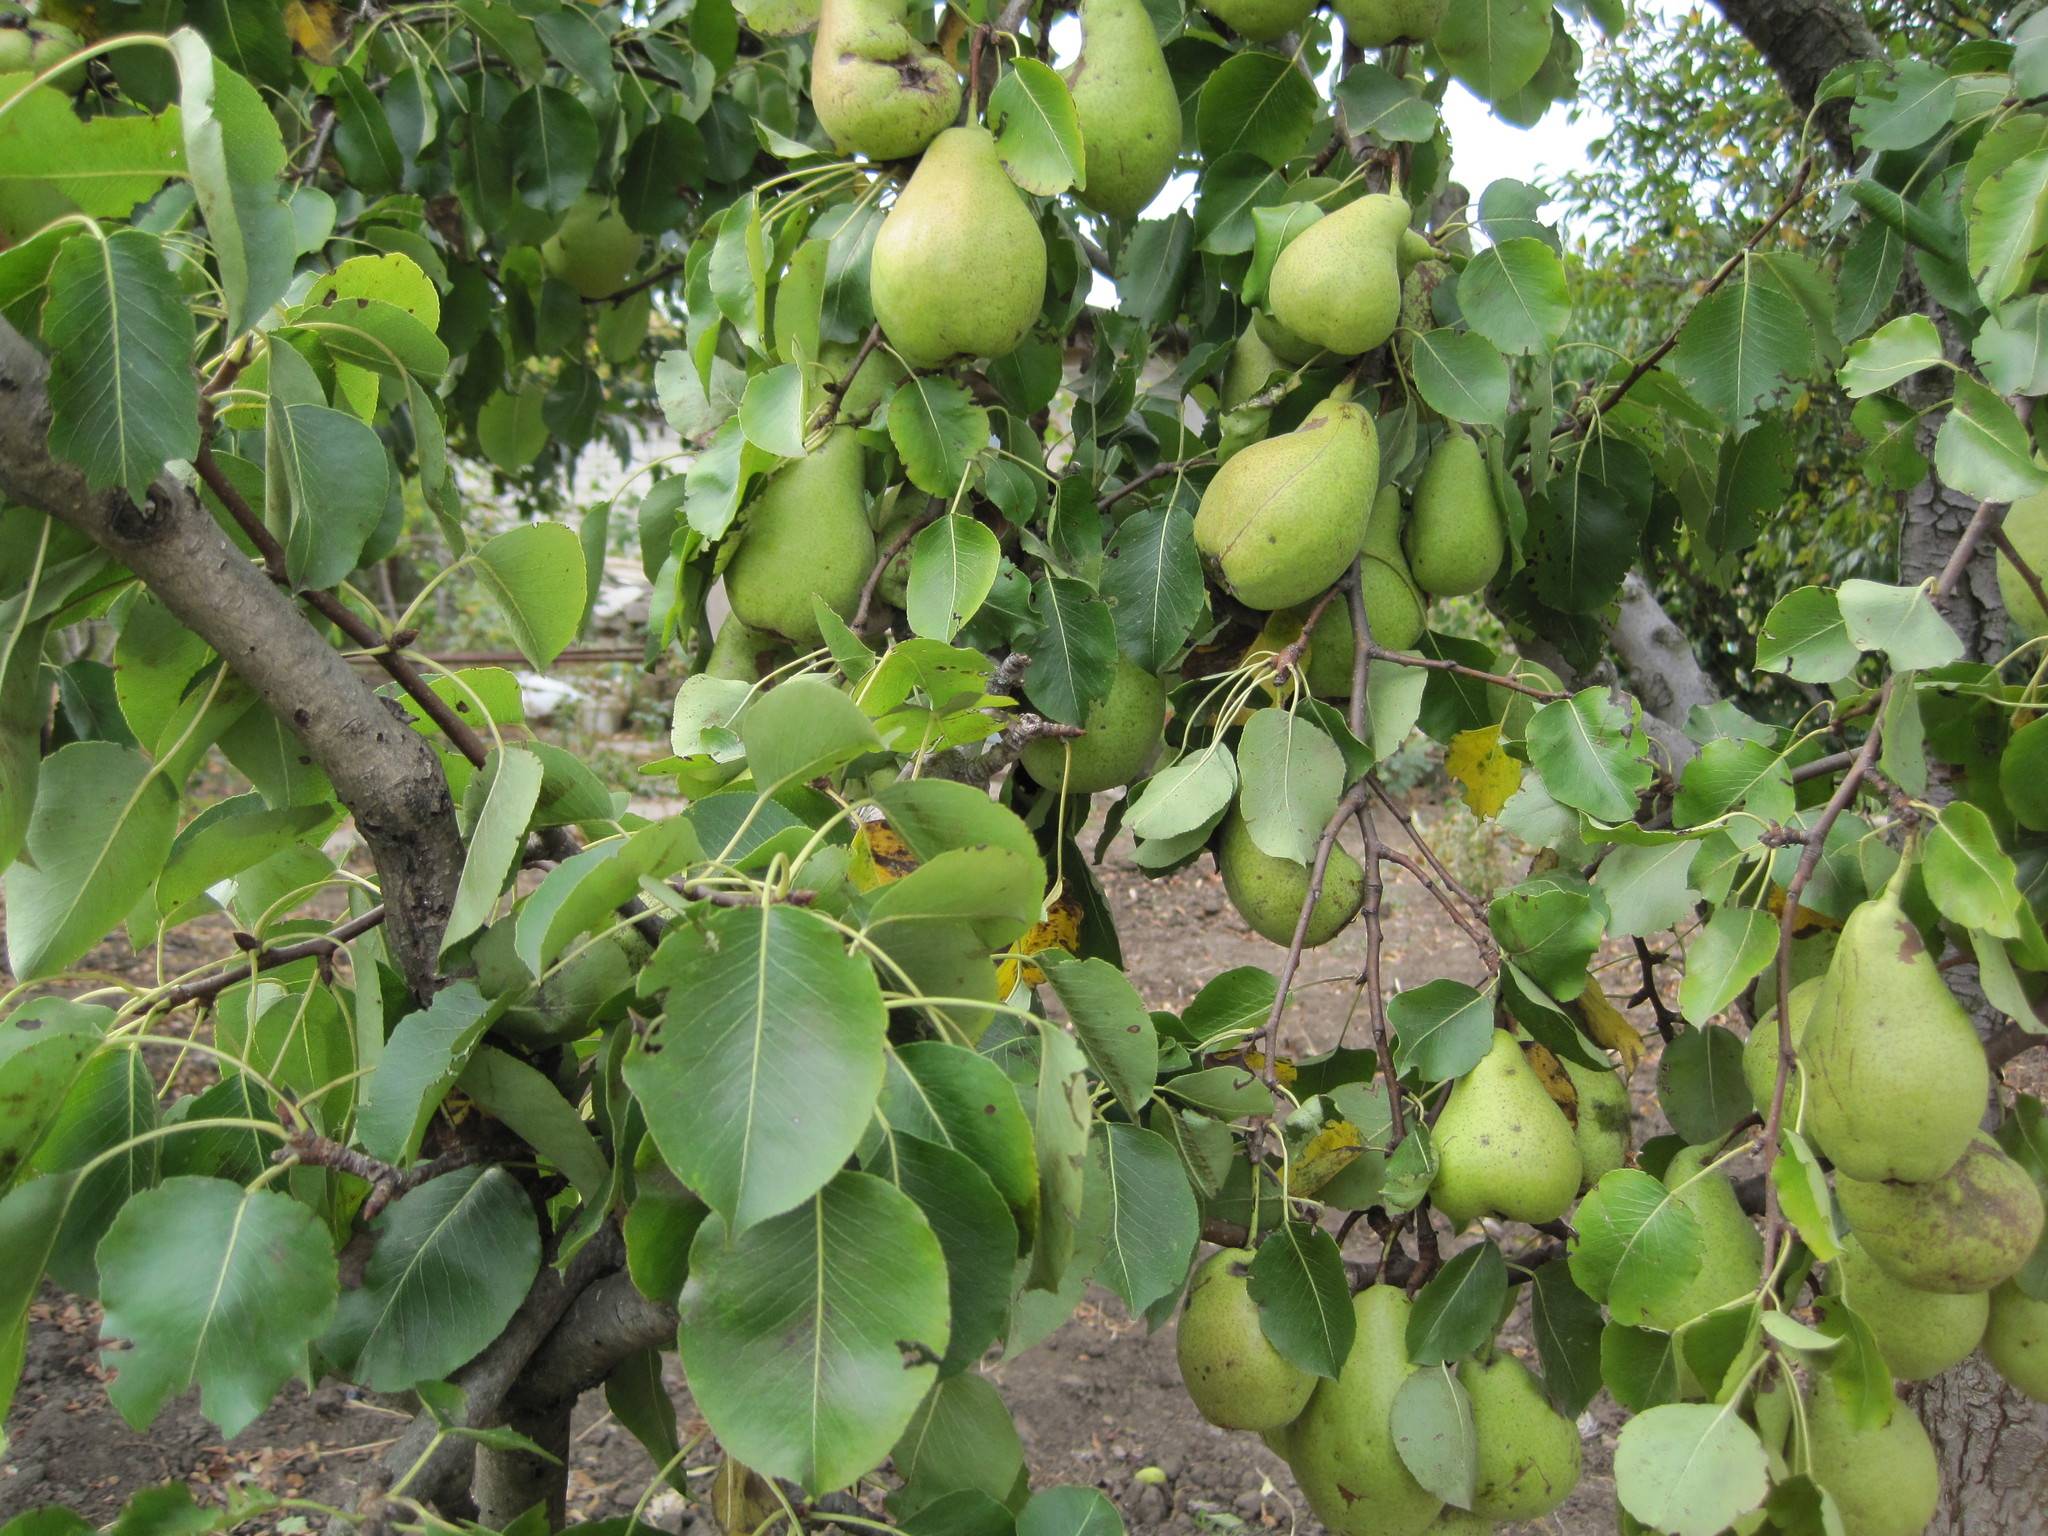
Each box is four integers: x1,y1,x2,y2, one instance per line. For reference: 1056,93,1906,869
852,498,941,630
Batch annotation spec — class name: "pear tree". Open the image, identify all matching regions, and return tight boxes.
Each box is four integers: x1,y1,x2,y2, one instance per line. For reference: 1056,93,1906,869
1,1,2048,1534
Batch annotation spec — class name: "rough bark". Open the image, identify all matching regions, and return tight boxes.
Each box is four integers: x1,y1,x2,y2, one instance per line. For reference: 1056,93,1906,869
1908,1356,2048,1535
1606,573,1718,767
0,319,462,996
1710,0,1880,160
473,1401,574,1532
515,1270,678,1407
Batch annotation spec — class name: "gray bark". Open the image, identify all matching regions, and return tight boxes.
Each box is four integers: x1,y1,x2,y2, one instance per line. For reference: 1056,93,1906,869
1606,573,1718,768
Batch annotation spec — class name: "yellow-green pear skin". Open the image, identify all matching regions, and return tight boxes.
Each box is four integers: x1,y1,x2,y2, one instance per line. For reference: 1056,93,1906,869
869,128,1047,368
1196,0,1313,41
1835,1132,2046,1294
1268,194,1415,357
1287,1286,1445,1536
809,0,960,160
1805,1388,1940,1536
1800,881,1989,1184
1634,1143,1762,1331
541,194,646,300
1998,488,2048,639
1742,974,1825,1123
1430,1033,1582,1227
1066,0,1180,220
724,429,875,646
1254,310,1327,366
1405,430,1504,598
704,613,793,681
1561,1056,1631,1185
1175,1247,1317,1430
1019,656,1167,793
1355,485,1428,654
1216,810,1364,947
819,338,905,423
1330,0,1447,47
1832,1234,1987,1382
1985,1281,2048,1402
1415,1510,1490,1535
1458,1352,1580,1521
1224,323,1288,411
1193,398,1377,610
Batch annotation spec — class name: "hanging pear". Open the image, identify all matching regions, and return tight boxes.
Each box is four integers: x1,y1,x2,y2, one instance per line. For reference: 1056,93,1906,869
1562,1054,1631,1185
869,127,1047,367
1175,1247,1317,1430
1193,396,1377,610
809,0,960,160
1195,0,1314,41
541,194,646,300
1018,655,1167,793
1067,0,1180,220
1805,1387,1941,1536
724,428,876,645
1215,809,1364,946
1985,1281,2048,1402
1219,322,1288,463
1254,310,1327,366
1999,487,2048,639
1458,1351,1581,1520
1295,487,1426,697
1329,0,1447,45
1636,1143,1762,1330
1429,1032,1582,1227
703,613,794,681
1405,429,1505,598
1832,1233,1988,1382
1742,973,1825,1122
1268,194,1427,357
1800,876,1988,1183
1835,1131,2045,1293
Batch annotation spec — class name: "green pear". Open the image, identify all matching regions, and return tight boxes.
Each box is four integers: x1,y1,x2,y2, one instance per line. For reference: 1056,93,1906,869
1741,974,1826,1123
819,337,906,422
1224,322,1289,411
1985,1280,2048,1402
541,194,646,300
24,18,84,92
1804,1387,1940,1536
1562,1055,1631,1185
1295,492,1425,695
1067,0,1180,219
1194,397,1378,610
1254,311,1327,366
1801,878,1988,1183
1832,1233,1987,1382
1329,0,1447,45
1269,194,1416,358
810,0,960,159
1195,0,1314,41
1459,1351,1581,1520
1430,1032,1582,1227
724,428,875,646
1176,1247,1317,1430
1216,809,1365,947
1287,1286,1445,1536
1836,1131,2046,1293
1998,487,2048,639
1635,1143,1762,1330
1405,430,1504,598
1019,655,1167,793
0,25,29,72
704,613,794,681
870,127,1047,367
1415,1510,1490,1535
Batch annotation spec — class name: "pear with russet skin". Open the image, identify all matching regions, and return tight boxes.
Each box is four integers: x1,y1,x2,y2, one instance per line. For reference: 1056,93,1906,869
1985,1281,2048,1402
1196,0,1314,42
1067,0,1180,220
1215,810,1364,947
1175,1247,1317,1430
1831,1233,1987,1382
809,0,960,160
1805,1387,1940,1536
1019,655,1167,794
724,428,875,646
1406,429,1505,598
869,127,1047,367
1269,194,1425,358
1430,1032,1582,1227
1835,1131,2045,1294
1459,1351,1581,1520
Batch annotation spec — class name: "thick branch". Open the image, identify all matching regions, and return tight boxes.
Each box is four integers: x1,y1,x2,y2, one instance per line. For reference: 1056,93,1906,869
514,1271,679,1408
1605,572,1718,768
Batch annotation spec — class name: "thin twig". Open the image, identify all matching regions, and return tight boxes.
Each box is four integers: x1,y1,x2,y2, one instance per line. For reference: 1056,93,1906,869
1377,844,1495,958
851,501,941,630
1628,937,1682,1043
281,1132,486,1222
810,323,884,433
150,906,387,1010
1991,526,2048,631
584,260,688,306
1098,457,1205,511
1366,778,1488,924
671,882,818,908
1364,642,1572,700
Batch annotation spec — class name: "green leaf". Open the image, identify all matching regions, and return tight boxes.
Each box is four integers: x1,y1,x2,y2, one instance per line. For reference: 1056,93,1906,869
1192,152,1287,255
1246,1220,1355,1378
1674,739,1793,828
1457,238,1570,355
1924,800,2023,938
1814,1296,1895,1429
1386,979,1494,1082
738,364,807,457
5,742,177,981
154,799,336,918
1972,147,2048,306
1529,1262,1605,1415
1196,51,1316,170
1029,1020,1092,1291
458,1046,610,1203
1837,579,1964,670
506,84,599,215
0,1000,101,1186
1235,708,1343,866
1568,1169,1703,1326
739,676,882,786
870,1133,1016,1375
1489,873,1606,1001
1592,840,1701,938
1838,313,1944,397
321,1166,539,1392
1437,0,1551,100
473,523,588,669
0,84,183,236
1039,953,1158,1115
1016,1487,1122,1536
1657,1023,1752,1140
96,1178,336,1436
1935,373,2048,501
442,746,545,954
1333,63,1438,142
1613,1403,1771,1536
892,1372,1025,1510
1101,504,1204,672
1669,277,1814,431
1411,328,1510,427
1755,586,1858,683
1524,688,1653,822
878,1042,1038,1234
478,382,549,473
989,59,1085,196
1389,1364,1477,1508
0,1174,72,1430
679,1170,949,1493
1773,1129,1840,1262
40,230,198,502
1087,1122,1197,1314
28,1048,158,1295
1023,575,1118,727
1676,910,1778,1027
1851,58,1954,152
907,516,1002,643
1124,743,1238,841
328,61,402,193
169,30,291,336
628,905,887,1232
514,819,699,976
889,377,989,498
355,981,496,1164
1405,1240,1506,1363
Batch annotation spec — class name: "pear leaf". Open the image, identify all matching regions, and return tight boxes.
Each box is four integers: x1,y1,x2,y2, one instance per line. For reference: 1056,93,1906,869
988,59,1085,197
1404,1240,1506,1364
1613,1403,1771,1536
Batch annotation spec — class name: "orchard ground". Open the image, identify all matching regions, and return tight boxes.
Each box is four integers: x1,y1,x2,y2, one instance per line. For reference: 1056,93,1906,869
5,784,2034,1535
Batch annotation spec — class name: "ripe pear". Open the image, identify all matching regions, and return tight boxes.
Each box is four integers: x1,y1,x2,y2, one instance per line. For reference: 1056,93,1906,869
1356,485,1429,652
1019,655,1167,794
1224,323,1288,412
1985,1280,2048,1402
1832,1233,1987,1382
1330,0,1447,45
1430,1032,1582,1228
724,428,875,646
1269,194,1417,358
704,613,793,681
1195,0,1314,41
541,194,646,300
1067,0,1180,220
1800,879,1988,1184
1804,1387,1940,1536
1254,311,1327,366
1216,810,1364,947
1636,1143,1762,1331
870,127,1047,367
1416,1510,1489,1535
1998,487,2048,639
1835,1131,2046,1294
1459,1351,1581,1520
1742,974,1825,1124
1193,397,1377,610
809,0,960,160
1287,1286,1445,1536
1405,430,1504,598
1176,1247,1317,1430
1562,1055,1631,1185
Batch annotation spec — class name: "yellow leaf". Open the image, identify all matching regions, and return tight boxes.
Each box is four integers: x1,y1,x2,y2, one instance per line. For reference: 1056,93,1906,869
1575,987,1646,1074
1288,1120,1363,1194
1445,724,1523,819
1765,883,1839,934
997,896,1082,991
847,819,920,892
1236,1050,1296,1085
285,0,346,62
1520,1041,1578,1124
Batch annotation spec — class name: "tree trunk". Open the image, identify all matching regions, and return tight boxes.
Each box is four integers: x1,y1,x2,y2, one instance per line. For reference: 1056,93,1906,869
472,1401,574,1531
1908,1356,2048,1535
